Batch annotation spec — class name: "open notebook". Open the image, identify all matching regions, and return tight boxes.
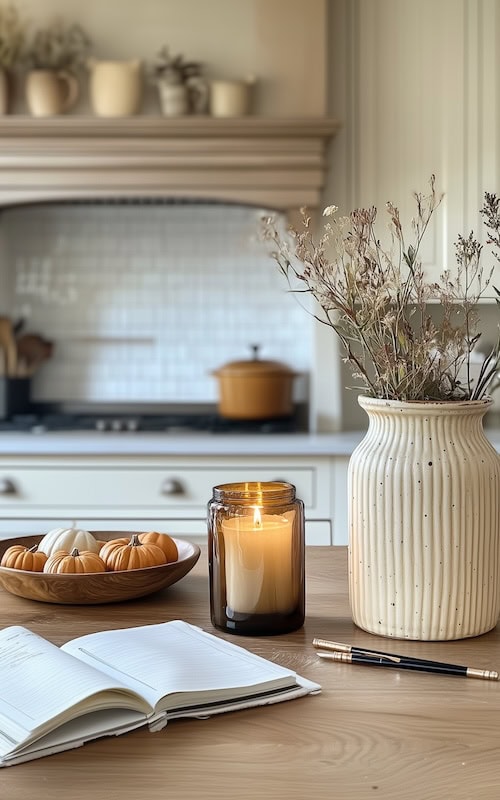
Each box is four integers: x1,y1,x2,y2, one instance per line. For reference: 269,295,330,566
0,619,320,767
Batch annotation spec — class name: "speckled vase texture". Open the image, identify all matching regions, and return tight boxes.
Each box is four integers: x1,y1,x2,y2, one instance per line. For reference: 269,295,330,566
348,396,500,640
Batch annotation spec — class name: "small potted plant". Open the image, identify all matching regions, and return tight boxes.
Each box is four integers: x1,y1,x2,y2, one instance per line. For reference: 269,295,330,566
152,45,207,116
0,2,28,113
24,19,91,117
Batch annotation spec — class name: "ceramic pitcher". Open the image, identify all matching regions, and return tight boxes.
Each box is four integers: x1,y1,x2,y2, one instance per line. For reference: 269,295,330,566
209,76,256,117
88,59,142,117
25,69,79,117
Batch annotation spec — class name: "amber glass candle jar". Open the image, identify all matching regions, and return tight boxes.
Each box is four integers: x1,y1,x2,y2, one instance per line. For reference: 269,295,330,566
208,481,305,635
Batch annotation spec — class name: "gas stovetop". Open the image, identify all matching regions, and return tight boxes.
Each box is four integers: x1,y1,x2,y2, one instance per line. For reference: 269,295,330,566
0,412,299,435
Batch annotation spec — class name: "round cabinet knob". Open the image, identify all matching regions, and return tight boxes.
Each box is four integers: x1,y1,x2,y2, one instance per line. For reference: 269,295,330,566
0,478,17,495
160,477,186,496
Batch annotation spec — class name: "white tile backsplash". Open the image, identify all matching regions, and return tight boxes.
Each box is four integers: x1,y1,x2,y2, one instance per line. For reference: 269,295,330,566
1,202,312,404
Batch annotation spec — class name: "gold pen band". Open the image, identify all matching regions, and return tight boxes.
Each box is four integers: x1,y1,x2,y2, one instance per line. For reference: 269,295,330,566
313,638,350,653
313,638,400,662
466,668,499,681
317,651,352,663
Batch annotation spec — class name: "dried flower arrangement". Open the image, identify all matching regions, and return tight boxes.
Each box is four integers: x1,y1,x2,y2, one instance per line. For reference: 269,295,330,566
25,20,91,73
0,2,27,69
263,176,500,402
151,46,202,86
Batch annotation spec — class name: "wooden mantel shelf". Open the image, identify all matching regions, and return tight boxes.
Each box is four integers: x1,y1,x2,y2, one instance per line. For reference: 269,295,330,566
0,116,339,209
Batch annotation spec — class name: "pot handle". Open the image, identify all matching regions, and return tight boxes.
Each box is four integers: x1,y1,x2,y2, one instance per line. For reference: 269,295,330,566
250,344,260,360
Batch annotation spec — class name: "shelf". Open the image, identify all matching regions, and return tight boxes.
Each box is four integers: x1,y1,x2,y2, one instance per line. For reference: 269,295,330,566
0,116,340,210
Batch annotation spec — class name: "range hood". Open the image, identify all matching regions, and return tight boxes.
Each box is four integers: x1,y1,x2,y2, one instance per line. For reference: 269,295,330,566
0,117,339,209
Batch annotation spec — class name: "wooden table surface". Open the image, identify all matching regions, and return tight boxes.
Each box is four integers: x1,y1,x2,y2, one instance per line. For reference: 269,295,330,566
2,546,500,800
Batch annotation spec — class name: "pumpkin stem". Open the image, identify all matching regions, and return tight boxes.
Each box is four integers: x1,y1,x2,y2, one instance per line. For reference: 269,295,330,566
70,547,80,557
28,544,39,553
129,534,142,547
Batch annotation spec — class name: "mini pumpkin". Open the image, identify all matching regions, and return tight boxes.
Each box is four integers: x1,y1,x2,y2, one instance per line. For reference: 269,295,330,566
38,522,100,556
1,543,48,572
43,548,107,574
138,531,178,563
100,534,167,571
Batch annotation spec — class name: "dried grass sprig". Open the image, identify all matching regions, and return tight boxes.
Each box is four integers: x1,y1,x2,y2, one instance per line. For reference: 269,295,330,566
25,20,91,73
262,176,500,402
0,3,27,69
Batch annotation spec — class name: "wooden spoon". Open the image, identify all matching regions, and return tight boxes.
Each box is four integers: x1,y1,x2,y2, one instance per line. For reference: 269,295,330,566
0,318,17,377
16,334,53,374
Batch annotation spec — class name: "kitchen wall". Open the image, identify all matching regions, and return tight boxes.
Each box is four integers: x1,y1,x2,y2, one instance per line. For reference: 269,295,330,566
0,0,327,416
2,0,498,432
0,202,312,406
11,0,327,117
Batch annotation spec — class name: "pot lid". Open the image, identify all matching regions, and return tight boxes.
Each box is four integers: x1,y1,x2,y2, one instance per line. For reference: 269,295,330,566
214,345,296,377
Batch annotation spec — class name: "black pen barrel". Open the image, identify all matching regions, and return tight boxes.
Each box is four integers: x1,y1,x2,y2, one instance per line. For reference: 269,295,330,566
351,653,467,676
353,646,467,671
313,637,469,670
313,640,499,680
317,652,498,679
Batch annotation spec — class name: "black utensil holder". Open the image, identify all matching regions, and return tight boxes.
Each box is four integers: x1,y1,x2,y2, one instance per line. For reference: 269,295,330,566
0,378,32,420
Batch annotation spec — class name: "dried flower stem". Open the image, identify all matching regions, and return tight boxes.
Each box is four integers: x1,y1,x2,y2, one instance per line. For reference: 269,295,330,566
262,177,500,402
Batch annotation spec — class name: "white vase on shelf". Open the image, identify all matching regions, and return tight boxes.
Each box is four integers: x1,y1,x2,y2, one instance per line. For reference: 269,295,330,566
25,69,79,117
88,59,142,117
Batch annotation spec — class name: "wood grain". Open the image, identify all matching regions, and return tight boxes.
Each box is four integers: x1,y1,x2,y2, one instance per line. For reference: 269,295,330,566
1,546,499,799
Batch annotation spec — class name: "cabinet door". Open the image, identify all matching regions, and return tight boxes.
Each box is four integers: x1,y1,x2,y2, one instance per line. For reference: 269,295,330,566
328,0,500,293
0,455,334,546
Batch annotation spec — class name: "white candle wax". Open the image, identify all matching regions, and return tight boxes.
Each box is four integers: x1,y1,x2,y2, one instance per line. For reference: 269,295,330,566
222,509,296,614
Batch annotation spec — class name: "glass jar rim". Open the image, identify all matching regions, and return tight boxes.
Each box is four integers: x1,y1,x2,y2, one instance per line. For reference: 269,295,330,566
212,481,296,504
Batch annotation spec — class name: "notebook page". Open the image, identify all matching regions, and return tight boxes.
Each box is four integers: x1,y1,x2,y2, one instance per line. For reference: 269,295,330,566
0,626,147,746
63,620,298,710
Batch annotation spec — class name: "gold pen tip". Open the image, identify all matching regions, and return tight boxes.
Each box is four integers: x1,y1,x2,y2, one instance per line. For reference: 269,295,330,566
312,638,350,653
317,651,351,663
466,667,499,681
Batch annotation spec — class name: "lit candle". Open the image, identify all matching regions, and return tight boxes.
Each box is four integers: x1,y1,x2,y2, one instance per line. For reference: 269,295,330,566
222,506,296,615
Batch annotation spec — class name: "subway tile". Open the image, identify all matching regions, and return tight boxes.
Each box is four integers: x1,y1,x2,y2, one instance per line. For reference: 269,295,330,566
2,203,312,403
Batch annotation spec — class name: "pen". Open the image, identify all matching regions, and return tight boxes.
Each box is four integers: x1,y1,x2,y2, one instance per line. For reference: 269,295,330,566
312,638,499,681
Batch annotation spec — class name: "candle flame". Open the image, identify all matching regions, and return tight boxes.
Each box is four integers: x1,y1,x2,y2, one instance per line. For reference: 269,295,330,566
253,506,263,528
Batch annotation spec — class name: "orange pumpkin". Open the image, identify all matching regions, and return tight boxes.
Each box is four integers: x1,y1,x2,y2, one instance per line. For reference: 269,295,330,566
100,534,167,571
138,531,178,563
1,543,48,572
43,548,107,574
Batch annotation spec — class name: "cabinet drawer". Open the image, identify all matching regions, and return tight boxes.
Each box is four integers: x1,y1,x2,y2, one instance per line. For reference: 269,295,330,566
0,464,321,517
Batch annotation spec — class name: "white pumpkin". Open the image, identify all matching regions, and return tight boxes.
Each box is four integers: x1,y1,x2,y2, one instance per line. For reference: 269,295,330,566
38,523,100,556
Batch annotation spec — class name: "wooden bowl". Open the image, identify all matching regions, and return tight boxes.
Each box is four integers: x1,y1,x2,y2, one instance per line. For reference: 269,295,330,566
0,532,201,605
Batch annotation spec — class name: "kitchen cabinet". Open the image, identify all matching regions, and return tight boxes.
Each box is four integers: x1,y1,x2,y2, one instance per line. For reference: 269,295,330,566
0,453,340,545
327,0,500,293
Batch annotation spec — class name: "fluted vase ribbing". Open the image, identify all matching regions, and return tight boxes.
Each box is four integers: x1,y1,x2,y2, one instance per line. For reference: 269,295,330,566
348,396,500,640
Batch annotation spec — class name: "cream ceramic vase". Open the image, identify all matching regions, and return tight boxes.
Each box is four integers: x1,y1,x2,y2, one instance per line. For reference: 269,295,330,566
25,69,79,117
157,82,189,117
348,395,500,640
88,59,142,117
209,77,255,117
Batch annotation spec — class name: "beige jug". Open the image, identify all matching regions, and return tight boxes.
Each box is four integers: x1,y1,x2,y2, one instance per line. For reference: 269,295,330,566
25,69,79,117
209,75,256,117
88,59,143,117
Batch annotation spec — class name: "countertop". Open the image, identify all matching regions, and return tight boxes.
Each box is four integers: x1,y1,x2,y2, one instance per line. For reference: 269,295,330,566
1,547,500,800
0,430,365,457
0,428,498,457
